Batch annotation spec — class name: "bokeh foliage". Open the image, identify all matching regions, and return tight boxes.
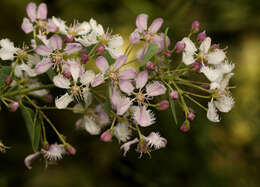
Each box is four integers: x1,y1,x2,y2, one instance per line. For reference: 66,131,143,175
1,0,260,186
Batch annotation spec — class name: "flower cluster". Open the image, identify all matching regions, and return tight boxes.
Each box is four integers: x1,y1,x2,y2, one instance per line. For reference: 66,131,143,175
0,2,234,169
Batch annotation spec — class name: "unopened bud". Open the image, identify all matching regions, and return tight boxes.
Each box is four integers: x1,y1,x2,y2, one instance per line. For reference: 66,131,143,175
175,41,186,53
65,36,74,43
192,61,201,71
169,90,179,100
158,100,169,111
100,130,113,142
46,94,53,103
165,50,171,57
8,102,19,112
197,31,207,43
146,61,155,71
187,108,195,121
180,120,190,133
211,44,219,50
65,144,76,155
5,76,12,85
81,51,89,63
63,70,72,79
191,20,200,32
96,44,105,55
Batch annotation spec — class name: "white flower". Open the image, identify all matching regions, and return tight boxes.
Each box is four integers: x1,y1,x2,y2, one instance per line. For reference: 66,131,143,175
120,138,139,156
144,132,167,150
0,39,19,60
200,65,223,83
114,122,132,142
133,105,155,127
207,99,220,122
214,94,234,113
182,37,197,65
81,116,101,135
41,143,66,161
55,92,74,109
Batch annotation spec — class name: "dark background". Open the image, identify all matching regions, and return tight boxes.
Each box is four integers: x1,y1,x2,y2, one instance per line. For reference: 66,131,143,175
1,0,260,186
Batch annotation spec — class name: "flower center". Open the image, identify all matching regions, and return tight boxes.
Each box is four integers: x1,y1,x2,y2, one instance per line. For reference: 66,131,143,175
109,71,119,81
136,92,145,103
71,85,81,96
51,51,63,64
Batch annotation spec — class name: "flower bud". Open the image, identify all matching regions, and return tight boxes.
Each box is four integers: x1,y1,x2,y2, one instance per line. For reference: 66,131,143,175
146,61,155,71
169,90,179,100
5,76,12,85
65,36,75,43
8,102,19,112
100,130,113,142
211,44,219,50
187,108,195,121
158,100,169,111
197,31,207,43
81,51,89,63
175,41,186,53
63,70,72,79
46,94,53,103
180,120,190,133
192,61,201,71
65,144,76,155
96,44,105,55
191,20,200,32
165,50,171,57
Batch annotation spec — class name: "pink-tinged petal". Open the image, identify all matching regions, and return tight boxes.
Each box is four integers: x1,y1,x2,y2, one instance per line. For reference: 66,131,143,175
35,45,51,56
53,75,71,89
110,86,122,109
117,97,132,115
48,34,62,50
21,18,33,34
113,55,127,71
119,80,134,94
26,2,37,22
24,152,41,170
149,18,163,33
37,3,47,20
146,81,166,96
152,35,164,52
35,58,52,74
69,61,81,82
96,56,109,74
129,29,140,44
47,19,58,32
133,106,155,127
119,68,137,80
91,73,105,87
136,71,148,89
136,13,148,31
55,93,74,109
120,138,138,156
64,43,82,54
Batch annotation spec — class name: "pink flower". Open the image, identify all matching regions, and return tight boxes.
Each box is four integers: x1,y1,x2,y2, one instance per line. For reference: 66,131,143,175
144,132,167,150
120,138,139,156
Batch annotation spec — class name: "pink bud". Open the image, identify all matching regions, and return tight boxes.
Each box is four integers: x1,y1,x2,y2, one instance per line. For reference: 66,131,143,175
211,44,219,50
46,94,53,103
197,31,207,43
158,100,169,111
65,144,76,155
100,130,113,142
169,90,179,100
5,76,12,85
8,102,19,112
180,120,190,133
175,41,186,53
96,44,105,55
146,61,155,71
81,51,89,63
165,50,171,57
187,108,195,121
63,70,72,79
191,20,200,32
192,61,201,71
65,36,75,43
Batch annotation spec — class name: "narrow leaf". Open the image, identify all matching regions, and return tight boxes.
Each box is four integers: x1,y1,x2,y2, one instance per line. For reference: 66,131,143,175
140,43,159,67
0,66,11,87
169,98,178,125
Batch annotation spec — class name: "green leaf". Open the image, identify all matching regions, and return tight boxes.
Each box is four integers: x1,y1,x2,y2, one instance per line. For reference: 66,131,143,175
140,43,159,67
20,105,41,152
0,66,11,87
47,68,56,81
102,51,116,65
169,98,178,125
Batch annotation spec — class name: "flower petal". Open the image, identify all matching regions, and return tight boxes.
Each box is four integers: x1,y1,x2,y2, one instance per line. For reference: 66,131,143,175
133,105,155,127
37,3,47,20
146,81,166,96
35,58,52,74
136,71,148,89
35,45,51,56
96,56,109,74
53,75,71,89
199,37,211,54
48,34,62,50
149,18,163,33
207,49,226,65
129,29,140,44
64,43,82,54
182,37,197,53
55,93,74,109
113,55,127,71
207,99,220,122
24,152,41,170
21,18,33,34
68,60,81,82
136,13,148,31
26,2,37,22
117,97,132,115
119,80,134,94
214,94,234,113
119,68,137,80
91,73,105,87
80,70,95,85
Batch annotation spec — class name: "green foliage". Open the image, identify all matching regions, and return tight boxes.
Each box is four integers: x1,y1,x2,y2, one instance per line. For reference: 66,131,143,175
169,98,178,125
140,43,159,67
0,66,11,87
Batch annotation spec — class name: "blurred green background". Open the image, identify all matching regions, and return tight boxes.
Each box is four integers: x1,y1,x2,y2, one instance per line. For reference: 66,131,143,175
1,0,260,186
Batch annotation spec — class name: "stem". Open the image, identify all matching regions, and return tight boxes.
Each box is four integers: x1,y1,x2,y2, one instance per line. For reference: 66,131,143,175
0,84,54,98
176,81,211,93
110,116,117,130
135,123,143,140
39,106,85,113
184,94,208,111
10,57,19,78
182,91,211,99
